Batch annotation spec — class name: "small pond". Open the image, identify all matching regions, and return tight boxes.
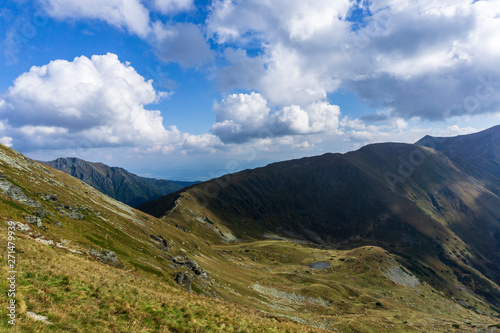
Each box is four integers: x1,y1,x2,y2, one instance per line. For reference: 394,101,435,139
309,262,330,269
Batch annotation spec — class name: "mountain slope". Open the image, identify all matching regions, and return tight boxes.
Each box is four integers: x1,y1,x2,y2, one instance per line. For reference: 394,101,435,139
139,126,500,315
416,125,500,163
42,157,196,207
0,144,321,332
416,125,500,197
2,143,498,330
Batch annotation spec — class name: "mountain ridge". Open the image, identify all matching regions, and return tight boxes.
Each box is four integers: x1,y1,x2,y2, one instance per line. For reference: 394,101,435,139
138,125,500,313
42,157,197,207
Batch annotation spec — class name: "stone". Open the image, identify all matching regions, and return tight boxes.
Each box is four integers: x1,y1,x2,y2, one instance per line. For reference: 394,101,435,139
25,215,42,226
170,255,208,278
33,209,49,219
56,205,84,220
41,193,58,202
0,173,41,207
88,248,123,268
150,234,169,252
174,271,192,292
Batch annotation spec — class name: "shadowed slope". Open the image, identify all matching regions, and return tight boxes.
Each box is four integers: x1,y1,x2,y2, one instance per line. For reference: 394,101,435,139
139,127,500,312
43,157,196,207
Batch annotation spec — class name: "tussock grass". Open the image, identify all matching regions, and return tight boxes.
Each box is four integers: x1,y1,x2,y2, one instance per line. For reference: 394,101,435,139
0,231,320,332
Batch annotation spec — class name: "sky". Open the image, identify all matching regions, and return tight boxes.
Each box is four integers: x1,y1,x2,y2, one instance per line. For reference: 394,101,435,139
0,0,500,180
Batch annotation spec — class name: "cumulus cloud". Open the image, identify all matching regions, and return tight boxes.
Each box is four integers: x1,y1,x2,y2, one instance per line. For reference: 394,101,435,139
211,92,340,143
39,0,151,37
152,22,214,67
0,53,219,151
38,0,212,68
207,0,500,122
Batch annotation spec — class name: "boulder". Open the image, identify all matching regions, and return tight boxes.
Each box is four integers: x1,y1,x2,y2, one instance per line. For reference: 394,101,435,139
56,205,84,220
41,193,58,202
88,248,123,268
150,234,169,252
25,215,44,229
174,271,192,292
0,173,41,207
170,255,208,278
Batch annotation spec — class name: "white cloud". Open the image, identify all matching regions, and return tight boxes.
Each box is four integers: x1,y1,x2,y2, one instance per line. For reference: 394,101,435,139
153,22,214,67
40,0,151,37
437,125,477,137
0,137,13,147
153,0,193,13
211,92,340,143
208,0,500,122
38,0,212,68
0,53,218,151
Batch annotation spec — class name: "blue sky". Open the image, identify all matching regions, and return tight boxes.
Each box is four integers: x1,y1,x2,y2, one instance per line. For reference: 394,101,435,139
1,0,500,180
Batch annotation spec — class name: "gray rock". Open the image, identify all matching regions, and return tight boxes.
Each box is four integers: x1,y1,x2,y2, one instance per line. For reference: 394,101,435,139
54,220,62,228
0,173,41,207
56,205,84,220
174,271,192,292
150,234,169,252
66,210,84,220
41,193,58,202
33,209,49,219
170,255,208,278
88,248,123,268
25,215,42,227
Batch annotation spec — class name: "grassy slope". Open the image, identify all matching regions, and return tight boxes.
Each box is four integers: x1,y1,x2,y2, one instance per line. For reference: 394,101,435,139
1,143,500,332
0,144,316,332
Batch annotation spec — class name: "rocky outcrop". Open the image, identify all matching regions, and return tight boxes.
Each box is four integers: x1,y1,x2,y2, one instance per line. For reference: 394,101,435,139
41,193,58,202
25,215,44,229
174,271,192,292
0,173,41,207
170,255,208,279
150,234,169,252
56,205,84,220
88,249,123,268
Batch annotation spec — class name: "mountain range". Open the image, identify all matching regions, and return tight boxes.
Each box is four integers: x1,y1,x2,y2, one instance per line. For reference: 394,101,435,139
42,157,197,207
1,125,500,332
139,125,500,313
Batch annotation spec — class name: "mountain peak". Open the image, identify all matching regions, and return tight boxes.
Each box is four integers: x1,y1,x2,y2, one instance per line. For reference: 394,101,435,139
416,124,500,162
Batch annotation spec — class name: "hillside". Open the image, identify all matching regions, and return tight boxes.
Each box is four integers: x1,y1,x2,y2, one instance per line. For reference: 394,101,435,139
2,140,499,330
139,126,500,322
42,157,196,207
416,125,500,163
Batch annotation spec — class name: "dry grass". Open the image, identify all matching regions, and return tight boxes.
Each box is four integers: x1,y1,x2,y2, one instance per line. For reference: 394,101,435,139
0,230,321,332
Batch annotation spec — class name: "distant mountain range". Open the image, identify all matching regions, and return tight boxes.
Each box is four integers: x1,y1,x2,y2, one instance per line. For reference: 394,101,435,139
42,157,197,207
139,125,500,310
